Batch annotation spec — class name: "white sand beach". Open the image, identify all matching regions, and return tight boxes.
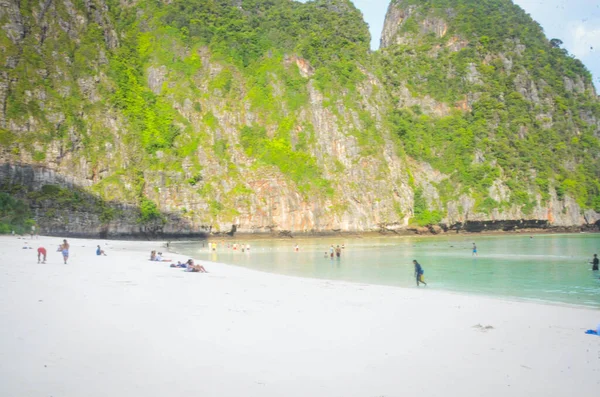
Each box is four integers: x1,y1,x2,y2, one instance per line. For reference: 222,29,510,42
0,235,598,397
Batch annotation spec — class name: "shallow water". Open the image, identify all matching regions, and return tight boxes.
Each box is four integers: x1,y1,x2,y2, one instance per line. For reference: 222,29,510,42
173,233,600,308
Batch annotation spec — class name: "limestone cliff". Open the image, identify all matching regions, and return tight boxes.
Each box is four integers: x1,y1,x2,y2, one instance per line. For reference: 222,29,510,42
379,0,600,228
0,0,598,237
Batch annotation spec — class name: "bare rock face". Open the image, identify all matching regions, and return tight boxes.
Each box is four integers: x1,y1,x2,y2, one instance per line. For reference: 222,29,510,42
147,66,167,95
514,73,540,104
394,85,450,117
381,1,448,48
0,0,26,44
420,17,447,37
489,180,510,203
380,2,417,48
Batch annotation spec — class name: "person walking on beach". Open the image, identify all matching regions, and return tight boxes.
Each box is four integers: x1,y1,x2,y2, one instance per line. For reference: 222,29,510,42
61,239,70,264
37,246,46,264
472,243,478,256
591,254,599,271
413,260,427,287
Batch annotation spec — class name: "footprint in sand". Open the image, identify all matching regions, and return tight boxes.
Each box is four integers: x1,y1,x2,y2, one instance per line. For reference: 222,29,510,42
473,324,495,332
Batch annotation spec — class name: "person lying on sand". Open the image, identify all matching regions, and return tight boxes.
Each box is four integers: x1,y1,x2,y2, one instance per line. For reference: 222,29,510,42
170,261,187,268
153,252,172,262
186,259,208,273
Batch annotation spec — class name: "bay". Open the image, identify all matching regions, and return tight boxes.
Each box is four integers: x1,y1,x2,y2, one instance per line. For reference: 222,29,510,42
173,233,600,308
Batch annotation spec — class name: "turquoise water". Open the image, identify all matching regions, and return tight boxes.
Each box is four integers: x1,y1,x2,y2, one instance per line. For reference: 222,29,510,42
173,234,600,308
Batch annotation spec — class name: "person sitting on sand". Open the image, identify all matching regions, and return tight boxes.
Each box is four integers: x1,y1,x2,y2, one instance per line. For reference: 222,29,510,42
37,247,47,264
150,250,156,260
186,259,208,273
413,260,427,287
96,245,107,256
154,252,172,262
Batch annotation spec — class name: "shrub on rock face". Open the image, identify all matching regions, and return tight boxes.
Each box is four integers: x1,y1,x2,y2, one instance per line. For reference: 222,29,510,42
0,193,35,234
138,198,165,225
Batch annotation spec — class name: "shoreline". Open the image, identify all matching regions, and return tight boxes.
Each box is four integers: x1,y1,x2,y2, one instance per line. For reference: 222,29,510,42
18,224,599,242
201,227,599,242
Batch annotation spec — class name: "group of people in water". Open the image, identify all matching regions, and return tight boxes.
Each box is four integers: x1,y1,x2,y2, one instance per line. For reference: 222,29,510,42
324,244,345,259
207,242,251,252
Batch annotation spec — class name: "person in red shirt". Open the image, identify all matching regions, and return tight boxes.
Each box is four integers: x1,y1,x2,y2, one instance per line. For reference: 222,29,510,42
37,247,47,264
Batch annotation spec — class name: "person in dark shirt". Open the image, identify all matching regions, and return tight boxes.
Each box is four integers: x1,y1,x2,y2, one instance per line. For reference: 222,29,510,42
591,254,599,271
413,260,427,287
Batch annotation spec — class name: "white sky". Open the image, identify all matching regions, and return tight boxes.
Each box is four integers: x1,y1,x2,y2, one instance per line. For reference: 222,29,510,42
345,0,600,88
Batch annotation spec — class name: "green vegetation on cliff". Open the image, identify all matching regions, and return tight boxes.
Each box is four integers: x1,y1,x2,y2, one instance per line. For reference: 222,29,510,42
0,193,34,234
381,0,600,216
0,0,599,233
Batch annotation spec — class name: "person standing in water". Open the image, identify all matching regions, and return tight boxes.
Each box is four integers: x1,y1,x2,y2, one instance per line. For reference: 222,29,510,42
591,254,599,271
413,260,427,287
472,243,478,256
